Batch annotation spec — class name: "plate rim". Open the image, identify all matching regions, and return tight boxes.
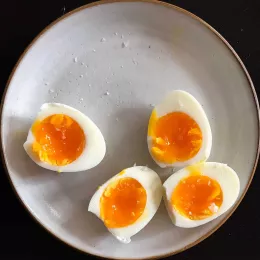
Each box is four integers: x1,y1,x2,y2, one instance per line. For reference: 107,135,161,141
1,0,259,259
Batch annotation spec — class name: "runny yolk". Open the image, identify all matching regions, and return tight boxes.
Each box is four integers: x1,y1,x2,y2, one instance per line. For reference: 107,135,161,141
171,175,223,220
32,114,85,166
149,111,202,164
100,177,147,228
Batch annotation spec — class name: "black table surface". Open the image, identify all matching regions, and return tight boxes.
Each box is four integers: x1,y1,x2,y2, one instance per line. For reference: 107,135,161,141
1,0,260,259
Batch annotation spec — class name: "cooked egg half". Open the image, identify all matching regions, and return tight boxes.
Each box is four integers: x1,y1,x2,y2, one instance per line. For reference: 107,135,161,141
23,103,106,172
88,166,163,243
147,90,212,168
163,162,240,228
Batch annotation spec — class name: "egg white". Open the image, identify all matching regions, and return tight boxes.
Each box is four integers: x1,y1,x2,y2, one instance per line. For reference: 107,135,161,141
163,162,240,228
147,90,212,168
23,103,106,172
88,166,163,243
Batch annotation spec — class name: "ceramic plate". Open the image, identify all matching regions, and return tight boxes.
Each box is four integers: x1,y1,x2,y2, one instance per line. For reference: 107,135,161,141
1,0,259,259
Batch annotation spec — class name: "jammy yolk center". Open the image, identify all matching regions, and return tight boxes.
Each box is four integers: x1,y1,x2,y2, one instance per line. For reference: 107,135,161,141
150,111,202,164
100,177,147,228
171,175,223,220
32,114,85,166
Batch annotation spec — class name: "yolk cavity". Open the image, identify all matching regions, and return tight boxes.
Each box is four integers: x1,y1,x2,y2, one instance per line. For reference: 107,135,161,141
171,174,223,220
32,114,85,166
149,111,202,164
100,177,147,228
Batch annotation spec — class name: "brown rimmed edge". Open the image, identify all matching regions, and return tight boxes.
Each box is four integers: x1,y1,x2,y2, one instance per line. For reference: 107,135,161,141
1,0,259,259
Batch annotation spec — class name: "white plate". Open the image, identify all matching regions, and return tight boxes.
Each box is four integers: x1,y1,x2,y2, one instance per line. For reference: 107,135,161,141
1,0,259,259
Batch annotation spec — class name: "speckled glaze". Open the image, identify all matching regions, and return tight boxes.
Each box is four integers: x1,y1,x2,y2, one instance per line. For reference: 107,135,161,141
1,1,259,259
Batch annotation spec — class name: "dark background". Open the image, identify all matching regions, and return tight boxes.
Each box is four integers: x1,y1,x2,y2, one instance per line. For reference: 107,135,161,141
0,0,259,259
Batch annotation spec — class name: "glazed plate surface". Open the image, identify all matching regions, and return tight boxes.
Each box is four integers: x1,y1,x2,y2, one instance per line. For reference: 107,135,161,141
1,1,259,259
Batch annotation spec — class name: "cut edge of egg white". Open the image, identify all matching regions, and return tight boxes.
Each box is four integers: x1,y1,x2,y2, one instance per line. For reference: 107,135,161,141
88,166,163,243
163,162,240,228
23,103,106,172
147,90,212,168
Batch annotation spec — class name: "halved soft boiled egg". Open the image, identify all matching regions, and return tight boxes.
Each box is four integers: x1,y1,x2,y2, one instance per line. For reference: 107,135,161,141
88,166,163,243
163,162,240,228
147,90,212,168
23,103,106,172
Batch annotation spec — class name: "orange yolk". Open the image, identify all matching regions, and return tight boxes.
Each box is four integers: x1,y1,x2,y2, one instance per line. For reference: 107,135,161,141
171,174,223,220
32,114,85,166
100,177,147,228
148,111,202,164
